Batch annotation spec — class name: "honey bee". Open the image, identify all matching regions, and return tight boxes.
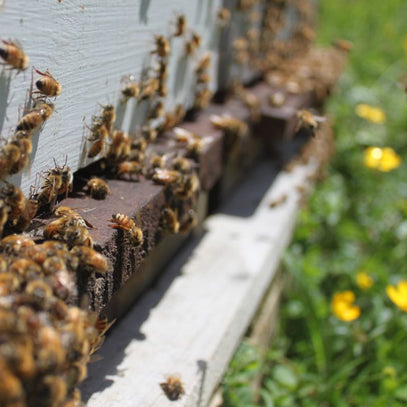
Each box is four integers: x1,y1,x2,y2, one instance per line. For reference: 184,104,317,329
157,81,168,98
0,361,25,406
141,125,158,143
237,0,256,10
25,279,53,301
197,72,210,85
116,160,143,178
158,105,186,133
0,182,25,219
36,325,65,372
153,35,170,58
268,92,286,107
38,375,68,407
269,194,288,208
296,110,325,135
108,213,143,246
87,178,109,200
139,77,159,101
161,207,180,234
332,38,353,52
149,154,166,170
131,137,147,152
195,54,211,75
7,131,33,175
0,234,35,255
179,208,198,234
239,91,261,122
0,38,29,71
28,240,68,266
0,199,8,237
160,374,185,401
33,67,62,98
10,187,38,233
94,315,116,337
0,141,22,180
70,245,109,274
174,173,200,200
233,38,248,52
173,127,205,159
53,205,93,228
87,122,109,158
16,102,54,132
210,114,248,153
99,104,115,134
194,88,212,110
156,59,168,84
171,156,193,174
37,161,73,206
173,14,187,37
152,168,180,185
0,337,36,380
44,216,93,248
107,130,131,162
217,8,231,28
10,259,43,283
185,32,201,55
88,315,115,355
148,100,164,120
121,80,140,102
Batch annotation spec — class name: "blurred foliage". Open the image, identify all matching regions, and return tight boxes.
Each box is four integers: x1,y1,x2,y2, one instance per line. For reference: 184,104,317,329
221,0,407,405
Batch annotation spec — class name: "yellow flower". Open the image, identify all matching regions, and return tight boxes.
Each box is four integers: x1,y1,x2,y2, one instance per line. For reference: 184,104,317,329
364,146,401,172
355,103,386,124
332,291,361,322
386,281,407,312
356,271,373,290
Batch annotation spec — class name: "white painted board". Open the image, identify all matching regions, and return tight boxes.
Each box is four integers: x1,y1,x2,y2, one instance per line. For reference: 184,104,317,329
0,0,222,194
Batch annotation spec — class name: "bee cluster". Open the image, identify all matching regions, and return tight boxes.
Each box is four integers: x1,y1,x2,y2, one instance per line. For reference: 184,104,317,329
0,39,114,407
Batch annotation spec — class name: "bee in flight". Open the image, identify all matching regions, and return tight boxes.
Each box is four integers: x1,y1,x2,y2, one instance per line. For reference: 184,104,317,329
0,38,29,71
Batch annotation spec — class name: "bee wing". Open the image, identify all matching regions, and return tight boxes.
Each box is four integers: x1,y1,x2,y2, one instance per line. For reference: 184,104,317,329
173,127,194,141
9,38,23,49
314,115,326,123
120,74,135,84
209,113,232,126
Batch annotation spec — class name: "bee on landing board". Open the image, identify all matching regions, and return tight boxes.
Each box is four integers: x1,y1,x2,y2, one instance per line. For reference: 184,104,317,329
87,178,109,200
160,374,185,401
210,114,248,153
108,213,143,246
0,38,29,71
33,67,62,98
295,110,326,135
16,102,54,132
173,127,208,159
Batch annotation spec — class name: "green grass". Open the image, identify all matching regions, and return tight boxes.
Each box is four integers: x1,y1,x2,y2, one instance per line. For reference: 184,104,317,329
221,0,407,405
